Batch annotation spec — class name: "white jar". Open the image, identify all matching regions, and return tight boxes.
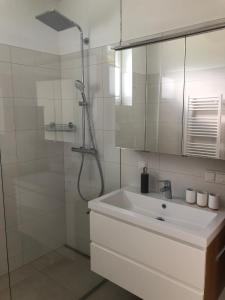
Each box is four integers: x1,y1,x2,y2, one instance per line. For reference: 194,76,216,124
208,193,219,210
197,191,208,207
185,188,196,204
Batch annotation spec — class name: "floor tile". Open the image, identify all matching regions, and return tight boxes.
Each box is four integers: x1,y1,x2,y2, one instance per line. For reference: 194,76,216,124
86,281,141,300
0,248,139,300
10,264,40,286
11,272,73,300
40,255,103,298
31,251,63,271
0,273,10,292
0,288,11,300
56,246,88,261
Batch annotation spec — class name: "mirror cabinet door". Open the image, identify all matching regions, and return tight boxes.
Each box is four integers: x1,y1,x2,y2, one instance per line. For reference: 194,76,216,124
145,38,185,154
184,28,225,159
115,28,225,160
115,46,146,150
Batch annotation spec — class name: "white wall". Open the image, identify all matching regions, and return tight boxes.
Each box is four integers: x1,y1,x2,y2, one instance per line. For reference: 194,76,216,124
1,1,225,54
58,0,120,54
0,0,60,53
57,0,89,54
57,0,225,53
0,0,120,54
122,0,225,41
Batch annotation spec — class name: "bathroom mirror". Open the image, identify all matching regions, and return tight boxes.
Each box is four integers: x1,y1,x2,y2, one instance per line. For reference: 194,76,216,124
115,46,146,150
146,38,185,154
184,29,225,159
115,27,225,160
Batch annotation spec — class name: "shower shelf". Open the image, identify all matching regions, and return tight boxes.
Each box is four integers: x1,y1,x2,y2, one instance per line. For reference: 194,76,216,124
45,122,76,132
71,147,97,155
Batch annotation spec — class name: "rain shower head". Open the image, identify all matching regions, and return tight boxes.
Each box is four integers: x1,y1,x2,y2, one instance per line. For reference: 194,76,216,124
36,10,82,32
75,80,85,92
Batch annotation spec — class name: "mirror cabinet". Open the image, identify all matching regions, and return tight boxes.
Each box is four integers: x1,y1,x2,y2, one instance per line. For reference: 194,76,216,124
115,28,225,160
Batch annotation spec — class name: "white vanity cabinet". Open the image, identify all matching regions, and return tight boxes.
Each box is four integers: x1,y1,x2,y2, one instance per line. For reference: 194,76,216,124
90,211,225,300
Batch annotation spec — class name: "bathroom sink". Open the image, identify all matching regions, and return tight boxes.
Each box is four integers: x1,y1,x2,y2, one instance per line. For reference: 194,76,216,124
88,188,225,248
101,189,216,230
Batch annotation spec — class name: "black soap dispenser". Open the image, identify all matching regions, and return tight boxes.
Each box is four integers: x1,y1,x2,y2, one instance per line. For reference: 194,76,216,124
141,167,149,193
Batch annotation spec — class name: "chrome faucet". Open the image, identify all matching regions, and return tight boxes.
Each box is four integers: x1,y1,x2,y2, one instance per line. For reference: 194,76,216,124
159,180,172,199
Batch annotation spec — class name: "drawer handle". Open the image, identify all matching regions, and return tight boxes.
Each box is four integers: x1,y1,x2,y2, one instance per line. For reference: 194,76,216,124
216,245,225,262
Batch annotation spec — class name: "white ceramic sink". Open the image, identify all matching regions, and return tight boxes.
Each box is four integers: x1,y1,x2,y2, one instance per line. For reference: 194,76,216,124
88,188,225,248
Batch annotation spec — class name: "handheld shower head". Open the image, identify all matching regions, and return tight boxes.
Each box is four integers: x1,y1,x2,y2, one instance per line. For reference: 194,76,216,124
75,80,85,92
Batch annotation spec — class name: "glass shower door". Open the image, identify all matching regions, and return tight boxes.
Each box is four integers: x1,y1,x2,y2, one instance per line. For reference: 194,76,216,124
0,151,11,300
0,42,104,300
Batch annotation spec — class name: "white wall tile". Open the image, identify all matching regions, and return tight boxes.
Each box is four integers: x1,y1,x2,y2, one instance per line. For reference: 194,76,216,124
12,64,37,98
34,52,60,70
37,99,55,126
92,98,104,130
61,52,88,70
16,130,49,162
102,63,117,98
61,67,83,82
0,62,12,98
14,103,38,131
103,98,115,130
88,47,103,66
121,163,139,188
103,130,120,162
0,98,15,131
61,79,76,99
0,132,17,164
12,65,60,99
4,196,20,230
6,229,23,264
88,64,103,98
11,47,35,66
104,162,120,193
0,45,10,62
121,149,159,170
102,46,116,65
61,99,76,124
36,81,55,99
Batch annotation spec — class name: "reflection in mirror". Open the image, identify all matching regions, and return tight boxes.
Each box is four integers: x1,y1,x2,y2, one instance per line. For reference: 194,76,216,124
146,38,185,154
115,46,146,150
184,29,225,159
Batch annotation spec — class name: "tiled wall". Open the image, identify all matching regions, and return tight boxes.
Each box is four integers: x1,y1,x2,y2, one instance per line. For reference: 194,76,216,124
121,150,225,205
61,46,120,255
0,44,66,274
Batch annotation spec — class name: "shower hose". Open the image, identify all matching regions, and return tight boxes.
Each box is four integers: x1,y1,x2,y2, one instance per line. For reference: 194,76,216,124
77,91,104,202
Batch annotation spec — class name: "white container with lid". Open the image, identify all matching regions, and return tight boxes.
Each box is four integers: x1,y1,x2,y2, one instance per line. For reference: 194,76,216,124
185,188,196,204
208,193,219,210
197,191,208,207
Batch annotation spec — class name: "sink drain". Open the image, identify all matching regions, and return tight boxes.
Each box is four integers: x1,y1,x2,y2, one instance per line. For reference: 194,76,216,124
156,217,165,222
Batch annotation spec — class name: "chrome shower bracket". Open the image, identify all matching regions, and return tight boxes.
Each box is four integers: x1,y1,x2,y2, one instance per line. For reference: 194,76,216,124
83,37,89,45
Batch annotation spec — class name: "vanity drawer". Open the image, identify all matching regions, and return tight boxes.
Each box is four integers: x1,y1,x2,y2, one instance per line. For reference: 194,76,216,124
90,212,206,290
91,243,204,300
